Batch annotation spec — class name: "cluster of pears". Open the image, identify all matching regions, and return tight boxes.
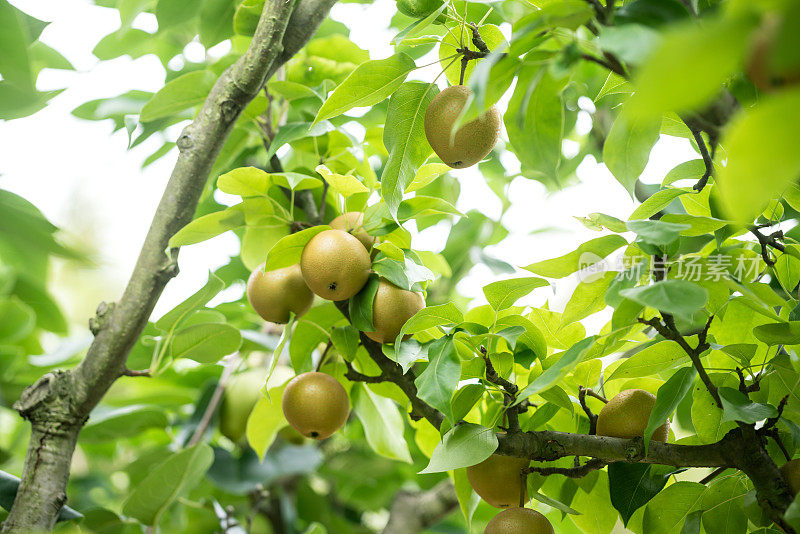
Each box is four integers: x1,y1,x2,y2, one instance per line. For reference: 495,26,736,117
245,211,428,441
425,85,501,169
465,454,554,533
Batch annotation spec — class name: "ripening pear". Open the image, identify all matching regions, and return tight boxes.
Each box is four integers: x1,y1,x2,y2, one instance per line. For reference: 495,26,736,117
220,369,264,444
424,85,501,169
467,454,530,508
282,372,350,439
780,458,800,496
596,389,669,441
330,212,376,253
300,229,371,300
247,263,314,324
485,507,555,534
364,278,425,344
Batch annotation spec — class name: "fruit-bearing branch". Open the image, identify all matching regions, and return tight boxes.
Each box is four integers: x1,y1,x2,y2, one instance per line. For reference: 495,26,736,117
1,2,338,532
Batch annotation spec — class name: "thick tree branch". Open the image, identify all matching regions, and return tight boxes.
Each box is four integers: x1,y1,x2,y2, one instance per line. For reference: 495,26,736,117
381,479,459,534
2,1,337,531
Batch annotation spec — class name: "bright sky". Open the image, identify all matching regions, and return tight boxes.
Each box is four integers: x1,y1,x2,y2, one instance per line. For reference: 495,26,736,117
1,0,699,335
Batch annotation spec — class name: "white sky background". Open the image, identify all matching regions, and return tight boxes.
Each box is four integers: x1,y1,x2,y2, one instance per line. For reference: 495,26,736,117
0,0,700,335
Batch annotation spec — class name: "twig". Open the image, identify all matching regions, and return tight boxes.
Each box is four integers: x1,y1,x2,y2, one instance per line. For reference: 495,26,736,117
748,225,785,266
343,359,387,384
639,315,719,407
121,368,151,377
700,467,728,485
578,387,600,435
525,458,607,479
688,124,714,192
187,357,238,447
315,340,333,372
483,351,522,431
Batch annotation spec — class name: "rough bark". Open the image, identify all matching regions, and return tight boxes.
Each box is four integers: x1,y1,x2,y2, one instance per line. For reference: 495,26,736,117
382,480,459,534
1,1,337,531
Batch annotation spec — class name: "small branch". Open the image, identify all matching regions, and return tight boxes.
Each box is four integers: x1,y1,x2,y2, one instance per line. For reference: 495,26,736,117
187,358,237,447
582,0,606,20
581,53,625,77
483,352,522,432
764,395,789,430
578,387,599,435
525,458,607,479
121,368,151,377
468,23,489,54
748,225,785,266
343,359,387,384
700,467,728,485
639,315,719,408
334,301,445,430
688,124,714,192
315,340,333,372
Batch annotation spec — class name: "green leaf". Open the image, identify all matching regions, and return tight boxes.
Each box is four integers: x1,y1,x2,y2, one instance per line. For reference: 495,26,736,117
700,476,748,534
313,53,416,125
483,277,548,311
514,336,596,405
607,340,688,382
246,382,286,460
405,162,450,193
753,321,800,345
643,481,706,533
504,65,565,188
454,468,480,525
170,323,242,364
397,302,463,340
82,405,168,442
122,444,214,525
604,107,662,194
351,383,412,463
349,274,380,332
199,0,235,46
155,273,224,331
264,226,329,271
316,164,369,197
397,196,463,220
718,386,777,424
168,206,247,247
644,366,696,453
419,423,497,474
620,280,708,319
331,325,359,361
716,89,800,223
630,188,691,220
659,214,727,236
414,336,460,423
372,257,434,291
628,15,756,117
524,235,627,278
156,0,198,28
140,71,216,122
0,0,33,88
0,297,35,343
381,81,439,217
562,272,616,325
609,463,673,526
217,167,271,197
266,121,333,161
382,338,430,373
627,219,690,245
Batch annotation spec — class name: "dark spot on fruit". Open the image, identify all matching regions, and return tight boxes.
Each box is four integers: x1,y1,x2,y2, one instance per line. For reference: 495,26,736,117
310,431,319,438
452,160,462,166
328,282,337,291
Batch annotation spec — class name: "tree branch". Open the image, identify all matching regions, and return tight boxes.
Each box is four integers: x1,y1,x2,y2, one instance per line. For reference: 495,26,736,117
748,225,785,266
526,458,607,479
688,123,714,192
381,479,459,534
2,1,338,531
